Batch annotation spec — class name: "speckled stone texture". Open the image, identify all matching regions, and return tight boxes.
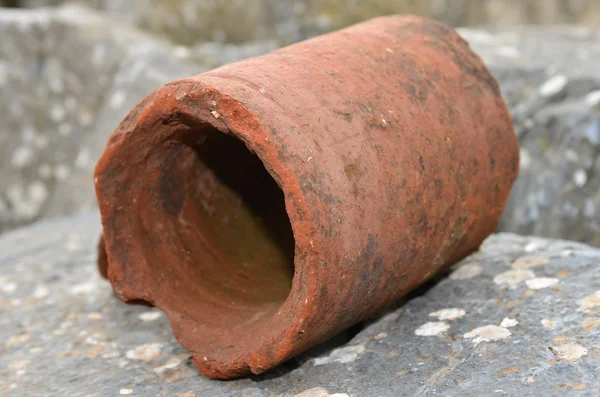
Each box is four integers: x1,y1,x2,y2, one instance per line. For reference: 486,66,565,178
2,212,599,396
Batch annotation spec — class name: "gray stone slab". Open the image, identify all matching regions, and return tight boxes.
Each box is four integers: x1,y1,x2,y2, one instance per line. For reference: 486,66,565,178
1,212,599,396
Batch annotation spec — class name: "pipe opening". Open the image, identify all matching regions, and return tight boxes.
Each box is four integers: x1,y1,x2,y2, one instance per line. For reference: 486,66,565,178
151,125,295,328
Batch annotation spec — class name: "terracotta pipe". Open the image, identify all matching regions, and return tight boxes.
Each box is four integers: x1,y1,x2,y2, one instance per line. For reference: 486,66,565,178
95,15,519,379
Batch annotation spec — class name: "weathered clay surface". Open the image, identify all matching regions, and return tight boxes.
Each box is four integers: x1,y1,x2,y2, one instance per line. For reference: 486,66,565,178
95,15,518,378
2,212,600,396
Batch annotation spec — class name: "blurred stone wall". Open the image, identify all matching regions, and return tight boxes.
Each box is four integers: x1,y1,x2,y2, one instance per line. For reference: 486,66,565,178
0,5,278,232
8,0,600,45
1,2,599,246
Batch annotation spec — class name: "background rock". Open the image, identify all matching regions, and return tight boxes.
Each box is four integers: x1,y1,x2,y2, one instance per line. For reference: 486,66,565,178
1,212,599,396
1,4,599,246
0,5,273,233
460,26,600,246
13,0,600,46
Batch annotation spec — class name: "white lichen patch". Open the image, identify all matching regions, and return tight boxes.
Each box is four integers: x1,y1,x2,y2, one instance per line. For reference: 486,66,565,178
109,90,126,110
565,149,579,163
6,334,30,347
54,164,71,181
7,182,48,218
493,269,535,287
8,359,29,371
415,322,449,336
573,169,588,188
29,347,43,354
138,310,163,322
173,46,191,59
500,318,519,328
585,90,600,106
32,285,49,299
525,277,559,290
539,74,567,97
294,387,349,397
295,391,327,397
49,103,66,123
119,388,133,395
126,343,163,362
1,282,18,295
519,148,532,169
79,110,95,126
541,319,557,328
511,256,549,269
464,325,511,344
65,233,82,252
313,345,365,366
449,264,483,280
153,353,188,374
429,308,466,321
69,281,97,295
578,291,600,310
550,343,588,362
523,239,547,253
11,145,34,168
497,46,520,59
87,312,103,320
75,147,91,169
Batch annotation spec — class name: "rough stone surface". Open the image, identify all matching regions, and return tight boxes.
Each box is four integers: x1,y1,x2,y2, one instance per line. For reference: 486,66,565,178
460,26,600,246
16,0,600,46
0,5,193,232
2,212,600,396
0,5,275,233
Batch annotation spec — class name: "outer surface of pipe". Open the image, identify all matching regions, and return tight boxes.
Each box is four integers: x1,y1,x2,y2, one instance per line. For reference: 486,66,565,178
95,15,519,379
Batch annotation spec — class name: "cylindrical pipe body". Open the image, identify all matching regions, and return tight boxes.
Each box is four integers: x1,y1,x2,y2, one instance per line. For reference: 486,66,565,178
95,15,519,379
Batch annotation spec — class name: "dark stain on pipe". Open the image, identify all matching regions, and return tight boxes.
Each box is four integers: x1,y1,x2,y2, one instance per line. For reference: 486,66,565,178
95,15,519,379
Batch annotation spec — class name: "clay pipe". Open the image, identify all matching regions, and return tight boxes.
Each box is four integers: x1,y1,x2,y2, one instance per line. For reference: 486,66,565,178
95,15,519,379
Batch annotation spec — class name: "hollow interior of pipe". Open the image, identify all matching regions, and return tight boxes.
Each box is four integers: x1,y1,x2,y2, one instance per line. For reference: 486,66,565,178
149,124,295,327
